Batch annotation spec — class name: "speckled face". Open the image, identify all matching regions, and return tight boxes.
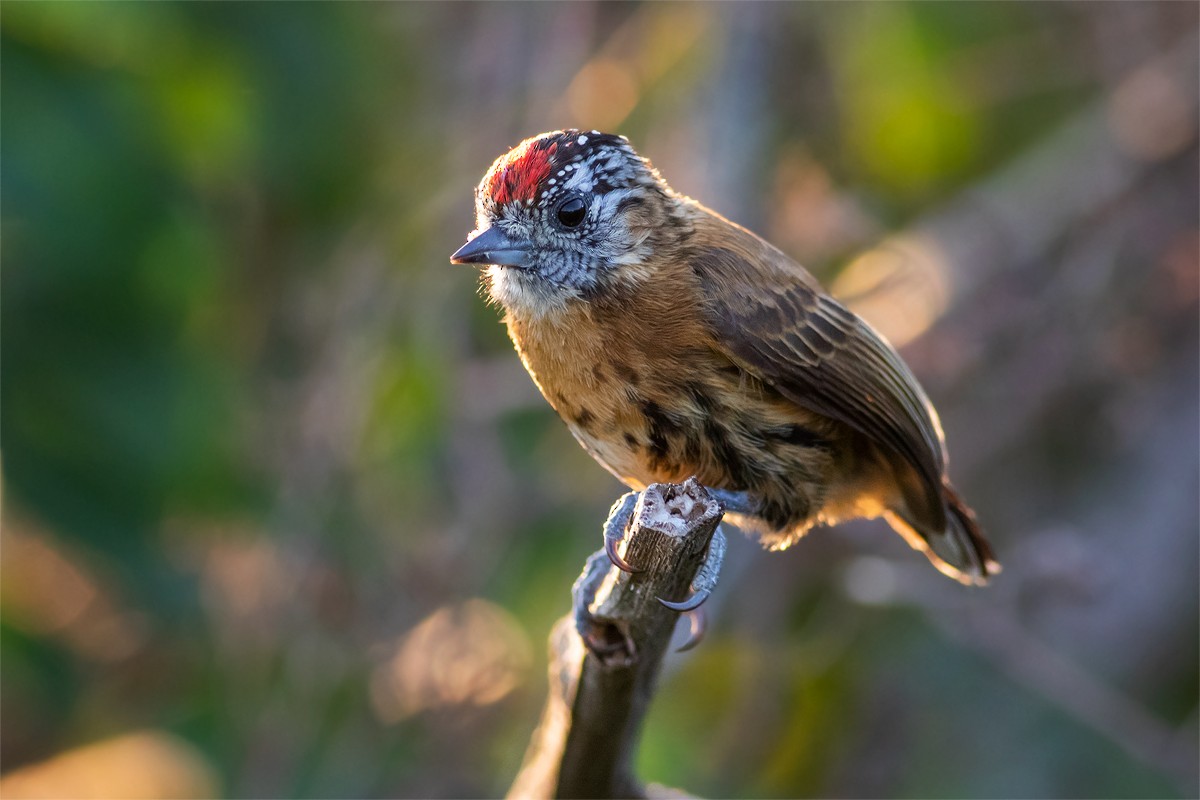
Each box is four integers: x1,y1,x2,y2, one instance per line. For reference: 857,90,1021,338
464,129,667,316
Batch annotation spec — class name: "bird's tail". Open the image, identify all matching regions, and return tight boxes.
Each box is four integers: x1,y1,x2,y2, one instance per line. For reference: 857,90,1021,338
887,482,1000,586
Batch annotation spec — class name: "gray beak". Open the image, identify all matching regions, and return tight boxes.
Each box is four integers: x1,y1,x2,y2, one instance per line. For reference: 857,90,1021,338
450,227,533,268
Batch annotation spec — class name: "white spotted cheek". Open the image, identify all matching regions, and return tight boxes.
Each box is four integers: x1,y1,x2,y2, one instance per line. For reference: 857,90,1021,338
592,192,628,240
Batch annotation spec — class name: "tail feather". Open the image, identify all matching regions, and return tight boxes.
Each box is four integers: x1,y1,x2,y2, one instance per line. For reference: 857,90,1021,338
888,482,1000,586
941,483,1000,584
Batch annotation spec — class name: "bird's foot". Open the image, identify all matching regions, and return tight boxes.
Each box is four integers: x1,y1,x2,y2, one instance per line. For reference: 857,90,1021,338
605,487,752,571
590,483,743,653
603,491,642,573
572,549,635,662
658,524,727,650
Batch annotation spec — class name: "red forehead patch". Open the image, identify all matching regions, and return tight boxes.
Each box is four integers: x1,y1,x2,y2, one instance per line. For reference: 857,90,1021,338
487,138,558,205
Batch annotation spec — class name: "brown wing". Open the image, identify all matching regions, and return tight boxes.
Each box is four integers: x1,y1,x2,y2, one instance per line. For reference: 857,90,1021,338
691,243,949,532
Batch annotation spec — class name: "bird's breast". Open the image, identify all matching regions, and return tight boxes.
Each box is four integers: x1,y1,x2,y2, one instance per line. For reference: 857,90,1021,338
503,286,840,502
504,289,705,487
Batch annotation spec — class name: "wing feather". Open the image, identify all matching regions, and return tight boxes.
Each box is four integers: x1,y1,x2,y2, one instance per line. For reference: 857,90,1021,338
692,244,948,530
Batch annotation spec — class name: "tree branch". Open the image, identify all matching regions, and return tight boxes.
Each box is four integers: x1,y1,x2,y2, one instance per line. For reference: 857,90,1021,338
508,479,723,800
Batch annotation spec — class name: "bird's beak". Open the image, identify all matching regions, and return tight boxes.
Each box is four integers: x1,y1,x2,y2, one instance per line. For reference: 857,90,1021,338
450,226,533,268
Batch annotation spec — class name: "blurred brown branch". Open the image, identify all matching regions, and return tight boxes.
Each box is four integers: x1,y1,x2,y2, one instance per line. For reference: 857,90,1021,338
509,481,722,800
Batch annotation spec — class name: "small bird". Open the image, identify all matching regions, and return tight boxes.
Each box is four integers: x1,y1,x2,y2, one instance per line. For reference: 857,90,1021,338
451,130,998,598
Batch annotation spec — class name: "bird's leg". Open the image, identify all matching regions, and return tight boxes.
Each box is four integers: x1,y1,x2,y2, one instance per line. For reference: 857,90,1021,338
603,490,642,573
705,487,759,517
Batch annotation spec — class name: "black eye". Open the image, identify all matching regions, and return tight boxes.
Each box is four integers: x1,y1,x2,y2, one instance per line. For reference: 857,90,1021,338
555,196,587,228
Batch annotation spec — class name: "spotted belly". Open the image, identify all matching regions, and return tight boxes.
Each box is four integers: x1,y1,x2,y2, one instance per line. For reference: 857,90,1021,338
551,366,842,535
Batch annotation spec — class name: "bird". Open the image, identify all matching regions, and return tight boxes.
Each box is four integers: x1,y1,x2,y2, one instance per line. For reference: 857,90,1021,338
450,129,998,616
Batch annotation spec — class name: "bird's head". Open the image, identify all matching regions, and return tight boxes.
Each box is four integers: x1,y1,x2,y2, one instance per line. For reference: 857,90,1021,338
451,130,686,316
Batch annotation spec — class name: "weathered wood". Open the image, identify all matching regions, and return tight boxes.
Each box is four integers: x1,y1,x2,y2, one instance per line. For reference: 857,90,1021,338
508,479,723,800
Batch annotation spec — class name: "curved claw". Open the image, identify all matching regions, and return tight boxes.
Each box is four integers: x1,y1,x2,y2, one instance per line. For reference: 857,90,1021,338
675,607,707,652
657,586,710,613
605,536,642,573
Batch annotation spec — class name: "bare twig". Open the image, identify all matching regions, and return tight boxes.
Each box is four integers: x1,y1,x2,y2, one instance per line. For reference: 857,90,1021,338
509,479,723,800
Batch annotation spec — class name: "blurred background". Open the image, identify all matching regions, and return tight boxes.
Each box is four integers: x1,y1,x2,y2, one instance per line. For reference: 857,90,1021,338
2,3,1197,798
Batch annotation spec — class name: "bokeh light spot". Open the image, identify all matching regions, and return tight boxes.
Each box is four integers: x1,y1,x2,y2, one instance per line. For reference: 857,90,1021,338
369,599,533,723
0,731,217,800
566,59,640,133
